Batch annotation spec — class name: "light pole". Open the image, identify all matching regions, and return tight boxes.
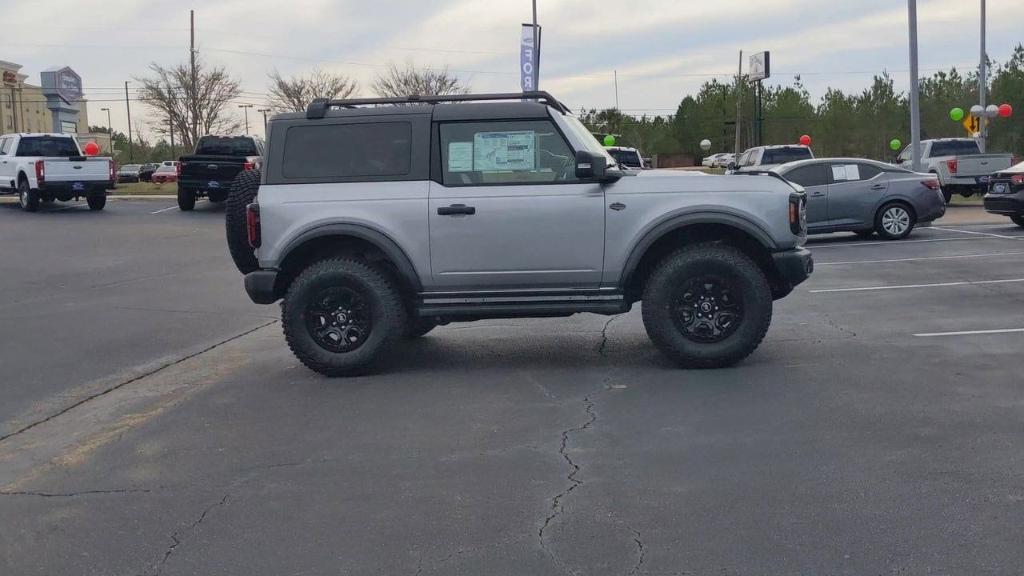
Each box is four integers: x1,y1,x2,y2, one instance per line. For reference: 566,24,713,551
978,0,988,152
238,104,253,135
100,107,112,153
908,0,922,172
257,108,271,136
124,81,134,162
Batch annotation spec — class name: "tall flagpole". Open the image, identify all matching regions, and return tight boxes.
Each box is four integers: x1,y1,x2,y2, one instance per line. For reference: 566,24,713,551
908,0,922,172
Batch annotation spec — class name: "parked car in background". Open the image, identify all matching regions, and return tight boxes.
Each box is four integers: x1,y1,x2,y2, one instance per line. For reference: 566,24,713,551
702,153,726,167
0,133,114,211
983,161,1024,228
117,164,143,183
897,138,1013,203
605,146,648,169
714,153,736,168
151,164,178,184
772,158,945,240
139,163,158,182
177,135,264,211
730,145,813,173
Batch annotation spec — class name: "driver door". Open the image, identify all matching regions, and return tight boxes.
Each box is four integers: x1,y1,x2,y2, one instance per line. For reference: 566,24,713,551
428,118,605,289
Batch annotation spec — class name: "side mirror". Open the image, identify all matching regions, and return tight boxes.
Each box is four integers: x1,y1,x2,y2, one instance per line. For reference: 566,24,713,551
727,162,737,171
576,150,606,180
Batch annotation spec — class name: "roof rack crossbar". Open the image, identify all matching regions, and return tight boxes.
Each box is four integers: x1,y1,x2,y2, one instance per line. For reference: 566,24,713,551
305,91,570,119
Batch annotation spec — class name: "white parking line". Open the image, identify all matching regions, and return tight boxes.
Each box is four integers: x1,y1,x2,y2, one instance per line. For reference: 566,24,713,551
931,226,1021,240
808,236,996,249
151,205,178,214
810,277,1024,293
816,251,1024,266
914,328,1024,337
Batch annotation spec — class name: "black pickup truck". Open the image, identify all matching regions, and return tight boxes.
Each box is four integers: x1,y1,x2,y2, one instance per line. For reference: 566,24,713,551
177,135,264,211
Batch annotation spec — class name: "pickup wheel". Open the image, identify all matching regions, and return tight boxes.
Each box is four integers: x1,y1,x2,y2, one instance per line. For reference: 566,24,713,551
874,202,915,240
282,258,407,377
940,187,952,205
225,170,261,274
642,243,772,369
17,180,40,212
87,195,106,211
177,186,196,211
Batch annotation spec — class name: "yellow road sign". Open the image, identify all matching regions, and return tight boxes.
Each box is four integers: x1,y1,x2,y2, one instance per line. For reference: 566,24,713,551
963,116,982,136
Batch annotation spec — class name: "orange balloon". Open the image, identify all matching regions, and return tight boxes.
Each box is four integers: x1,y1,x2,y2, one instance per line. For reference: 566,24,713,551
83,141,100,156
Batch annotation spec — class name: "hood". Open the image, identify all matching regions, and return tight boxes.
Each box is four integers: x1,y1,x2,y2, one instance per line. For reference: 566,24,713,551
633,168,708,178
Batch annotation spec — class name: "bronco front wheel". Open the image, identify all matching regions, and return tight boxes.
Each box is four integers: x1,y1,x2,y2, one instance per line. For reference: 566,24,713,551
642,243,772,368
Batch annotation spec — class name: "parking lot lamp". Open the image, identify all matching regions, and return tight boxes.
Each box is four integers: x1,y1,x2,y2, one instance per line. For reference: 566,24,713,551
100,107,112,153
238,104,253,135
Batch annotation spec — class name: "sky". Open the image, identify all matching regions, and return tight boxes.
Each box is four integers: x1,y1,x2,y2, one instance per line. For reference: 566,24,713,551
1,0,1022,141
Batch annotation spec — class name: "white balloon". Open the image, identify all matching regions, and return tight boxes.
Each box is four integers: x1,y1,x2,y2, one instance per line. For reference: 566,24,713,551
985,104,1000,118
970,104,985,117
699,139,712,151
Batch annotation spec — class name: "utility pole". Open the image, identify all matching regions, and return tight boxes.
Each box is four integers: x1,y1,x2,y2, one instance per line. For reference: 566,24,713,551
978,0,987,152
908,0,922,171
100,107,112,153
614,69,620,111
734,50,743,157
169,111,175,159
239,104,253,135
258,108,271,136
190,9,197,149
532,0,540,90
125,81,134,162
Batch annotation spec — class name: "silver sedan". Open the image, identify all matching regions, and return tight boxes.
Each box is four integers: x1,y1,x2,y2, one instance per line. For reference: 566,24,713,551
773,158,946,240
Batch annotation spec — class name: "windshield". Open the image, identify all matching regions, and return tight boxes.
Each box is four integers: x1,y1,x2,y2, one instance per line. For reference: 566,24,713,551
608,149,643,168
195,136,258,156
16,136,81,157
930,140,981,157
561,115,617,166
121,164,141,171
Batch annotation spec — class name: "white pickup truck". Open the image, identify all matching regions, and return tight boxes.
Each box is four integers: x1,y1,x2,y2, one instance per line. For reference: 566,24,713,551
0,133,114,211
897,138,1013,203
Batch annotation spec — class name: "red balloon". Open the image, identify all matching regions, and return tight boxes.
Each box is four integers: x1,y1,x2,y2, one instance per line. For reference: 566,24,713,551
998,103,1013,118
799,134,812,146
82,141,100,156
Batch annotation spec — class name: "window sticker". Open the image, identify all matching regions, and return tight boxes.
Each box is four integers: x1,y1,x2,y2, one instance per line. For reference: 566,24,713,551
447,142,473,172
473,131,536,171
844,164,860,180
832,165,848,181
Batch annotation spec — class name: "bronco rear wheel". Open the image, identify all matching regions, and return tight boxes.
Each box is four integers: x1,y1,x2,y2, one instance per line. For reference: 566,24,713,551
282,258,406,377
225,170,261,274
642,243,772,368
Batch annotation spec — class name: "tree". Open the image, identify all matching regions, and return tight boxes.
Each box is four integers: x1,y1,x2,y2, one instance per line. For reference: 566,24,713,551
371,62,469,98
136,59,244,150
267,68,358,113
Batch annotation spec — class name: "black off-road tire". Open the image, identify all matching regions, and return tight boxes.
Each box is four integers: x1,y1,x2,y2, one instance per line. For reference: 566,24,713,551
87,194,106,211
874,201,916,240
1011,215,1024,228
282,258,407,377
941,187,953,205
177,186,196,211
404,317,438,339
18,179,40,212
225,170,261,274
641,243,772,369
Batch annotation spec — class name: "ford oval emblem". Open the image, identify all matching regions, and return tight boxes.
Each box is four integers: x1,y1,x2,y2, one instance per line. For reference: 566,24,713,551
207,164,218,170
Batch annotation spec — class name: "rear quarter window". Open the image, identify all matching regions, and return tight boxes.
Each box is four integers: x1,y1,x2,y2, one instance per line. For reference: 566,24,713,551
281,122,412,180
763,147,812,164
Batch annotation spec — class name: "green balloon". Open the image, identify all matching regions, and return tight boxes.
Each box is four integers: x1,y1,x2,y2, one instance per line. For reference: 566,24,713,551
889,139,902,151
950,107,965,122
603,134,616,147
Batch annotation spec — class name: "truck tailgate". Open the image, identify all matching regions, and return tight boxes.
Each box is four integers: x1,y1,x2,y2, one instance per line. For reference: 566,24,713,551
179,155,248,187
44,158,111,181
956,154,1013,177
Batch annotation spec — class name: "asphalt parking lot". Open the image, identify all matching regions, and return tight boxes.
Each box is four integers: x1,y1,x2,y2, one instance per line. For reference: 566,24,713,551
2,200,1023,575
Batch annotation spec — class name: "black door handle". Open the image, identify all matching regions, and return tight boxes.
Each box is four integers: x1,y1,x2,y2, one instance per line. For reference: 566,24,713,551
871,184,886,190
437,204,476,216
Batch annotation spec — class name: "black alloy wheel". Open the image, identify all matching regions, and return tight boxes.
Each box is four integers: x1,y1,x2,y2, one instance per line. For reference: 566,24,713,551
672,275,744,344
305,286,373,353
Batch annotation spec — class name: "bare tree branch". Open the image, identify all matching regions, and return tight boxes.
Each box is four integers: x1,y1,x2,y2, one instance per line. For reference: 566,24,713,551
135,60,244,150
371,62,470,98
267,68,358,113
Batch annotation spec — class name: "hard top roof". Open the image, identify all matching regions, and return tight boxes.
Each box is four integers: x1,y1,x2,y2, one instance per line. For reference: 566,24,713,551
270,92,571,124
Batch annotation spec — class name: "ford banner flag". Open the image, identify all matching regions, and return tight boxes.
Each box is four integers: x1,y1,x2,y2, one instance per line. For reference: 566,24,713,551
520,23,541,92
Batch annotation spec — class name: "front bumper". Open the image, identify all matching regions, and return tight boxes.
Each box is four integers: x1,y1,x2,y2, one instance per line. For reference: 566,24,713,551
244,269,279,305
771,247,814,299
984,193,1024,216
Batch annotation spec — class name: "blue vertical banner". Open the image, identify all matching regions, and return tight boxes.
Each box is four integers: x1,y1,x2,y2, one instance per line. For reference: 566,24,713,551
520,23,541,91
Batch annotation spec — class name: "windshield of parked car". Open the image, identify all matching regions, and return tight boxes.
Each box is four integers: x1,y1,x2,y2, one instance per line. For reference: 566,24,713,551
561,115,617,167
930,140,981,157
16,136,81,157
761,147,812,164
121,164,141,171
156,165,174,173
608,149,643,168
195,136,258,156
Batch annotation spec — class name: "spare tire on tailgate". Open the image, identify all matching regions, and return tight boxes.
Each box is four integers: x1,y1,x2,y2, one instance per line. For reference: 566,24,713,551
225,169,261,274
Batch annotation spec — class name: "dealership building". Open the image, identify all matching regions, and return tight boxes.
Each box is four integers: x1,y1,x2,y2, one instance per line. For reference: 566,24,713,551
0,60,110,152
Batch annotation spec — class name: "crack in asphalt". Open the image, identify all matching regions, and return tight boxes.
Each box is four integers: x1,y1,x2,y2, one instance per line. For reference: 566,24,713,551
598,316,619,357
152,493,230,575
538,396,597,575
0,320,277,445
823,314,857,339
0,488,150,497
627,527,646,576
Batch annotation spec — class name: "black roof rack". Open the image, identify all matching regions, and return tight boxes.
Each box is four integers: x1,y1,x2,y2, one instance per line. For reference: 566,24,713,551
305,91,571,119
